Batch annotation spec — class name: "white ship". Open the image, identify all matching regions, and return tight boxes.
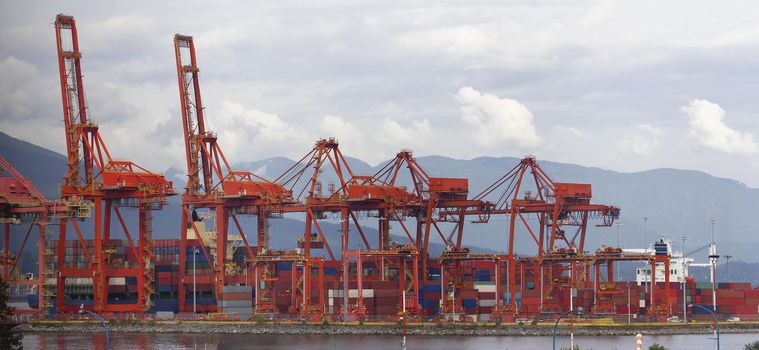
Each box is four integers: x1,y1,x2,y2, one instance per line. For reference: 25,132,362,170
627,238,717,284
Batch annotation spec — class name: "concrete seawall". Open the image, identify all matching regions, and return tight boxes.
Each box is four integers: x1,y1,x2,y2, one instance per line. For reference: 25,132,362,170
16,321,759,337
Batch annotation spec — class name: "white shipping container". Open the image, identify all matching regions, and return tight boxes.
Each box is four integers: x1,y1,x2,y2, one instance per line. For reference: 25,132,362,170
479,299,497,307
329,289,374,298
474,285,497,293
156,311,174,320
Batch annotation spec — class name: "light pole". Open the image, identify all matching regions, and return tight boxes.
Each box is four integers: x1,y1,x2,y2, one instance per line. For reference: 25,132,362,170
681,235,688,322
690,304,719,350
709,219,716,243
643,217,648,251
193,246,199,313
643,217,648,293
80,304,109,349
627,282,631,324
616,223,622,280
553,309,580,350
724,255,732,282
708,220,718,312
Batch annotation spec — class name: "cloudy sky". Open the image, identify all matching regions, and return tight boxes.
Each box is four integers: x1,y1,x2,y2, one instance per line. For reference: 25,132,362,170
2,1,759,186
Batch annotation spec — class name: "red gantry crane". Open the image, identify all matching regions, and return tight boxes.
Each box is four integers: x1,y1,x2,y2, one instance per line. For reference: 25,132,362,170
443,156,623,319
276,141,428,320
0,155,90,314
174,34,294,313
54,14,175,314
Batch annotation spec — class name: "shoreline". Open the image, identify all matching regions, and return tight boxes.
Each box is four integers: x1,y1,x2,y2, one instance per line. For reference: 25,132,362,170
16,321,759,337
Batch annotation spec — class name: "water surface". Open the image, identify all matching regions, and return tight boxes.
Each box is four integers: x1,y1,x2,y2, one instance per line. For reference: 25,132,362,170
21,332,759,349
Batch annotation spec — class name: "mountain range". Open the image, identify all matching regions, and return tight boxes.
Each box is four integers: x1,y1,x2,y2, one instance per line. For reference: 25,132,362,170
2,131,758,277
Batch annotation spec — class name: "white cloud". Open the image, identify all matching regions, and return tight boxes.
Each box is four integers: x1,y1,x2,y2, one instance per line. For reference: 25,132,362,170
456,86,542,149
379,118,433,148
4,3,759,187
320,115,363,146
618,124,663,156
681,99,758,157
0,56,57,121
212,100,311,162
552,125,587,138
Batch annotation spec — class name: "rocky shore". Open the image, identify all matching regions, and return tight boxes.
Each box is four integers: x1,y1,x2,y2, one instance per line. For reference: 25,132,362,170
16,321,759,337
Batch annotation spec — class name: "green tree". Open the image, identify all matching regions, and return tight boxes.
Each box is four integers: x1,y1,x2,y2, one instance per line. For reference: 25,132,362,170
744,340,759,350
0,277,23,349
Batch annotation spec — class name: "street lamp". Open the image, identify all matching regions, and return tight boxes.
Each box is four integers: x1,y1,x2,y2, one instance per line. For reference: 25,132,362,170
724,255,732,282
689,304,719,350
627,282,631,324
192,246,199,313
79,304,109,349
552,309,580,350
681,235,688,323
643,217,648,294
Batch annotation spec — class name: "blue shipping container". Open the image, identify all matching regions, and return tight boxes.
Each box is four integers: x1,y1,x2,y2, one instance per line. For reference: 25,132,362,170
462,299,477,308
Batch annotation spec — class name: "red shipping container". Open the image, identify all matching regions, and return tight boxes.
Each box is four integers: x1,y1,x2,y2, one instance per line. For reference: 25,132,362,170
460,290,478,299
733,304,759,314
223,293,253,301
375,305,398,315
726,283,752,290
616,306,640,314
374,289,398,298
717,290,744,298
718,297,743,306
372,281,397,289
374,297,399,306
479,292,496,300
478,306,493,314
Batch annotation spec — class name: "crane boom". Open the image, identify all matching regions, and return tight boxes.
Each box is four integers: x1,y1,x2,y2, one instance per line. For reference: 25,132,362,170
55,14,110,192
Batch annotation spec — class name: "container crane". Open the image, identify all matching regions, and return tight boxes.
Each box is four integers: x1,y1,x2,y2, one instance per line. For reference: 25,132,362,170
54,14,175,313
173,34,294,312
0,155,90,314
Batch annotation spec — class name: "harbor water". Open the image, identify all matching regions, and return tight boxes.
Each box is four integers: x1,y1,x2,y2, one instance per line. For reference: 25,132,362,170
21,332,759,349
